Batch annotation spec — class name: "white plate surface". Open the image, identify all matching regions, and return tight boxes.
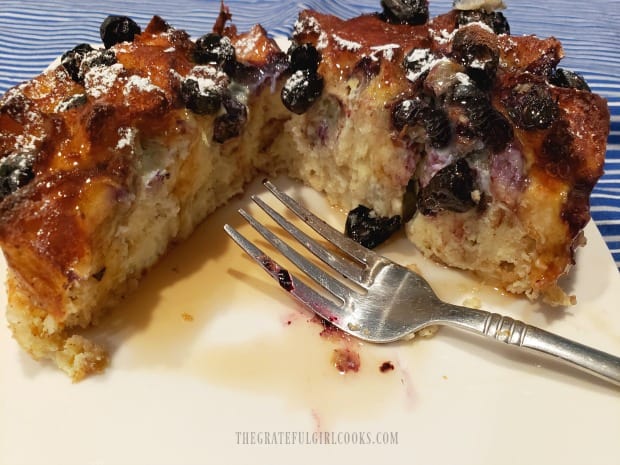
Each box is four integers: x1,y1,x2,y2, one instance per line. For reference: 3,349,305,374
1,177,619,465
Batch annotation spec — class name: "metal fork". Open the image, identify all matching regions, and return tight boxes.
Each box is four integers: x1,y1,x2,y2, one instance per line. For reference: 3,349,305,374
224,181,620,387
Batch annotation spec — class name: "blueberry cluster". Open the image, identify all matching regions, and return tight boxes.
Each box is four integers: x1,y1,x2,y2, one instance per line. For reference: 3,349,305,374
393,88,485,217
281,43,324,114
450,83,512,152
182,33,251,143
389,10,518,217
180,72,248,143
193,33,237,74
61,15,141,86
61,43,117,85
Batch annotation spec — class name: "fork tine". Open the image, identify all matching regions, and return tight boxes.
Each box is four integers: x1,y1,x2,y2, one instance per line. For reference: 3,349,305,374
224,224,347,326
250,194,366,285
237,208,352,302
263,180,380,267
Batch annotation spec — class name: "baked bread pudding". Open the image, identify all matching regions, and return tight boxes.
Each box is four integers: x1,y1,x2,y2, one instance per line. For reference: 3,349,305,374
0,0,609,379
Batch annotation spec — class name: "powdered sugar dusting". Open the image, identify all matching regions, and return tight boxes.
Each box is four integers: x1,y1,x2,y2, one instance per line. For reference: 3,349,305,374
116,126,137,150
294,15,322,36
370,44,401,61
231,34,257,58
404,48,440,82
54,94,86,112
431,28,457,46
186,65,229,93
455,72,472,85
332,33,362,52
84,63,124,99
284,70,310,93
123,75,162,97
14,133,42,153
462,20,495,34
316,31,329,51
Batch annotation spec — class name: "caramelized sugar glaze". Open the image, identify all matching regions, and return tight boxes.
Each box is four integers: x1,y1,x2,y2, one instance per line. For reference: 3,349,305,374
0,2,609,378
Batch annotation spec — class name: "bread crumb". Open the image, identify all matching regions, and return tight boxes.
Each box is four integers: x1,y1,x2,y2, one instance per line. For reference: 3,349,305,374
181,312,194,322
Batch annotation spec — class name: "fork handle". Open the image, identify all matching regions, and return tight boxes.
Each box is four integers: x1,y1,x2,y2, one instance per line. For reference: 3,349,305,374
440,307,620,386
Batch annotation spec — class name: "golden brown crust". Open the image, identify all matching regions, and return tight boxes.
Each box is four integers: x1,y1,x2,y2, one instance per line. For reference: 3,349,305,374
0,14,288,378
0,6,610,378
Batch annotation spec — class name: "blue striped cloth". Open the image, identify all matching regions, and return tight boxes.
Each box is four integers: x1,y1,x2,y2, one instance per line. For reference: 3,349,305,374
1,0,619,269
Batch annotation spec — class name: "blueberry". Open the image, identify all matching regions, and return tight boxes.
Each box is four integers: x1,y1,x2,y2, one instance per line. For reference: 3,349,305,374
490,12,510,35
0,152,35,200
451,83,513,151
194,34,236,69
180,78,222,115
464,67,495,91
226,52,288,87
417,158,477,215
481,110,513,153
281,70,324,114
456,10,510,35
288,43,321,73
380,0,429,25
505,84,557,130
451,28,499,89
226,61,262,85
345,205,402,249
549,68,591,92
391,97,429,130
100,15,141,49
213,96,247,143
423,107,452,148
61,43,95,83
392,97,451,148
450,82,487,107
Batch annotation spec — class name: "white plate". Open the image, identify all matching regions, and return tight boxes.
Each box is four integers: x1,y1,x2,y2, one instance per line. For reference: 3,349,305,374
1,176,619,465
